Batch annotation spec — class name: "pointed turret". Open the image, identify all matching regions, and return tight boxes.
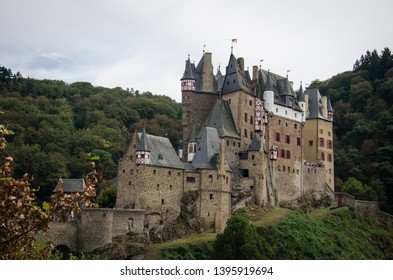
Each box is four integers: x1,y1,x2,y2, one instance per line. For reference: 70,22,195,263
181,55,196,91
297,81,306,119
135,127,151,164
297,81,305,102
215,65,225,93
327,98,334,121
264,70,274,92
249,133,261,151
277,78,294,107
263,70,275,112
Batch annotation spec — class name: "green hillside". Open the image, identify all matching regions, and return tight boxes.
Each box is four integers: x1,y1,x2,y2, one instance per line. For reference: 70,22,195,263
159,206,393,260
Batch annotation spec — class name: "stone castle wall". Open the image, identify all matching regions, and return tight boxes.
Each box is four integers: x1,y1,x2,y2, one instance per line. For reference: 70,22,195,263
267,115,303,202
182,91,217,143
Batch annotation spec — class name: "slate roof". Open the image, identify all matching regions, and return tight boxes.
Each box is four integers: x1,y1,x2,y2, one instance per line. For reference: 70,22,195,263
136,127,149,151
222,53,253,95
258,69,303,112
297,82,305,102
137,131,184,169
197,99,241,140
194,52,218,93
249,133,261,151
192,127,221,169
55,178,86,193
327,97,333,112
304,88,329,120
181,57,196,80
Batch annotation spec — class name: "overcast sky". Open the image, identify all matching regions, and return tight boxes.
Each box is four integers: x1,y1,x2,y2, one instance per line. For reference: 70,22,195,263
1,0,392,101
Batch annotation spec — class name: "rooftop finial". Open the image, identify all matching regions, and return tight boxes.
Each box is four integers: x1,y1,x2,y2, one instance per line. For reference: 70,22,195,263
259,59,264,69
188,53,190,60
286,69,291,79
203,44,206,53
231,38,237,54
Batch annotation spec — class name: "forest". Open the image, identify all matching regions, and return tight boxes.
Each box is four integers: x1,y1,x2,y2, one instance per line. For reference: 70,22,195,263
1,47,393,213
0,71,182,204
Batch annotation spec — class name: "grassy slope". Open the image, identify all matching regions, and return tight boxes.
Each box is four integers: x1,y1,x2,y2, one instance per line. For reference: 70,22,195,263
155,206,393,260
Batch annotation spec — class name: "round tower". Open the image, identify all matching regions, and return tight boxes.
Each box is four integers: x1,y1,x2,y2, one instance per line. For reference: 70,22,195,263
180,55,196,92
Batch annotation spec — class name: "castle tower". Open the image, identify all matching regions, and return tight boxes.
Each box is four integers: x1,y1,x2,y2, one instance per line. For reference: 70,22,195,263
220,53,255,150
180,55,196,92
135,127,151,165
303,88,334,191
181,53,218,148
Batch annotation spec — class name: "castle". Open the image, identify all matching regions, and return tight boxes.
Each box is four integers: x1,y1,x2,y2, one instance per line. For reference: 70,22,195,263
116,50,334,233
47,49,334,253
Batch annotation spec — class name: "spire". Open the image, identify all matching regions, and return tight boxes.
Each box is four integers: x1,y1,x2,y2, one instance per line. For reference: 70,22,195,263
135,127,151,165
249,133,261,151
327,97,334,121
136,127,149,151
297,81,305,102
181,56,196,80
265,69,273,91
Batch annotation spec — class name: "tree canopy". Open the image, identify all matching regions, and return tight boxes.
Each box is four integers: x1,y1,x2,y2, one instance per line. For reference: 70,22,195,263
0,70,182,203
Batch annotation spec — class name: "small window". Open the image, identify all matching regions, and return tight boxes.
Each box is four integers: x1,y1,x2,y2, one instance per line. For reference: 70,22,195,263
328,154,332,162
319,138,325,147
122,170,125,174
153,170,156,174
321,152,325,161
275,132,280,142
168,171,171,176
244,129,248,138
249,100,252,106
161,199,165,205
320,129,323,134
227,140,229,146
178,172,181,176
169,185,173,189
186,177,195,183
286,150,291,159
309,140,313,146
294,124,298,129
210,194,213,200
276,108,279,113
208,175,213,183
244,113,248,122
297,137,301,146
281,149,285,158
250,116,253,125
157,184,160,190
286,135,290,144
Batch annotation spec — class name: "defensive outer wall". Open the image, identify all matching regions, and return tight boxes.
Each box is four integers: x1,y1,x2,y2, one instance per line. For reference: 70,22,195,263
46,208,145,253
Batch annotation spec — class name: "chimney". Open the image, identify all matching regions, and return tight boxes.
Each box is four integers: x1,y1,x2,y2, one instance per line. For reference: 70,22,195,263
202,52,214,92
237,57,244,71
253,66,258,81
